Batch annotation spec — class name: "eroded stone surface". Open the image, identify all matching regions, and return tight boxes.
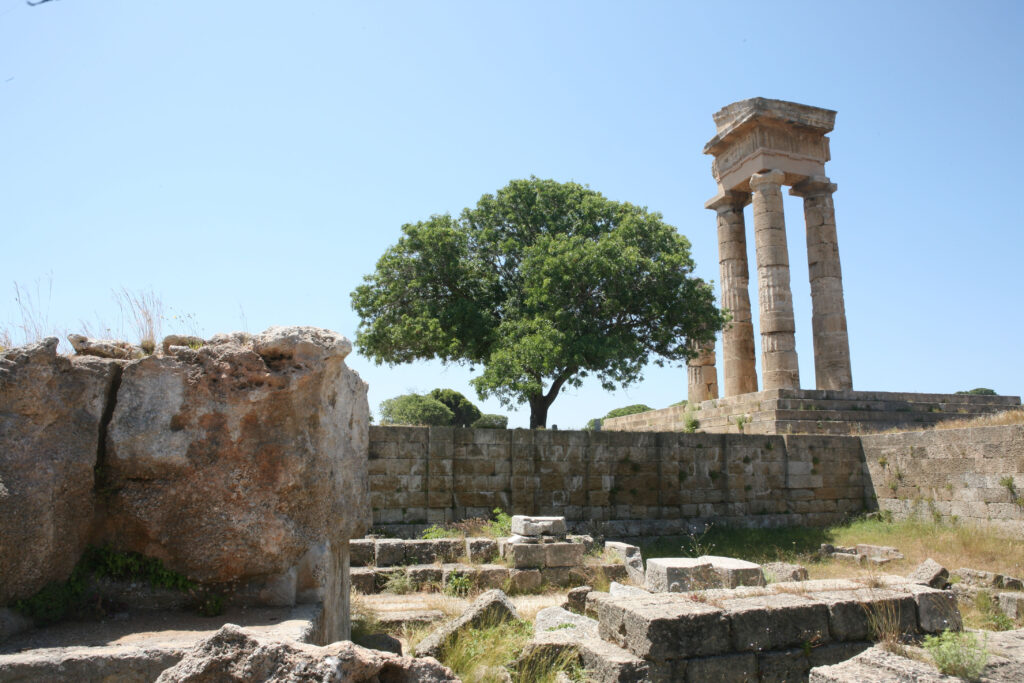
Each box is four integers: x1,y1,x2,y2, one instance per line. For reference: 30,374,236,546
416,589,519,658
645,558,720,593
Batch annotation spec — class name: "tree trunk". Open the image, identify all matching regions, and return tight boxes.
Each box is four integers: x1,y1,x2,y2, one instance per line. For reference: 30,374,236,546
528,396,550,429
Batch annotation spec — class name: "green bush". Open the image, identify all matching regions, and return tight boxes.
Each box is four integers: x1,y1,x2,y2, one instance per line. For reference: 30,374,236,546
472,413,508,429
487,508,513,537
603,404,653,420
429,388,482,427
379,393,454,426
923,630,988,681
955,387,997,395
583,418,602,430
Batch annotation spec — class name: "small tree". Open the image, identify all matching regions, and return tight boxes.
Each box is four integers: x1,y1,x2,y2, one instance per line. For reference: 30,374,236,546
956,388,997,396
429,388,482,428
379,394,454,426
472,414,508,429
603,404,653,420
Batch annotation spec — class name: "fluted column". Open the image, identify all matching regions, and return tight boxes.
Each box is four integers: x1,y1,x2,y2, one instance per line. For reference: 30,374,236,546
790,176,853,390
707,191,757,396
687,342,719,403
750,169,800,390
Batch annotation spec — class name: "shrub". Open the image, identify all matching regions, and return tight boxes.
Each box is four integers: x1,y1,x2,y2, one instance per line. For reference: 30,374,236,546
379,393,454,426
487,508,513,537
429,388,482,427
955,388,997,396
444,571,472,597
923,630,988,681
421,524,461,539
603,404,653,420
382,569,415,595
583,418,602,430
472,413,508,429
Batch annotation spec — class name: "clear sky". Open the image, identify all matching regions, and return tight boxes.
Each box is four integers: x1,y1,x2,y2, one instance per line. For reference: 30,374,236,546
2,1,1022,429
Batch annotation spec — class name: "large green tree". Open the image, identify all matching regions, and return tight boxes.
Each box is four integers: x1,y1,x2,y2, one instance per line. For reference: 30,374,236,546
351,177,725,428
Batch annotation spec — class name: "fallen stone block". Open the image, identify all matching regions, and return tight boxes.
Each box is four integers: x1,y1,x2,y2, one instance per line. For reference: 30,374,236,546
522,628,649,683
610,581,650,597
507,569,542,593
898,584,961,633
353,632,403,655
855,544,903,560
534,606,599,638
605,541,645,585
0,644,184,683
954,567,1004,588
1003,576,1023,591
597,593,730,660
376,609,446,630
833,552,866,565
645,558,721,592
998,592,1024,620
699,555,766,588
869,556,893,566
511,515,566,537
908,558,949,588
722,593,831,652
762,561,809,583
416,589,520,658
351,567,376,594
545,542,585,568
564,585,592,614
809,644,958,682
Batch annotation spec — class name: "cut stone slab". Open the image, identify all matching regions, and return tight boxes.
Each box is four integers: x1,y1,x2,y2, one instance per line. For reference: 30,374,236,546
855,544,903,560
685,652,757,683
609,581,650,598
564,586,591,614
762,561,809,583
508,542,583,569
898,583,961,633
507,569,542,593
534,606,599,639
466,538,499,563
813,588,917,642
698,555,766,588
809,644,960,682
522,628,649,683
597,593,730,660
721,593,830,652
954,567,1004,588
645,558,721,592
908,558,949,588
998,592,1024,620
511,515,567,537
350,539,375,567
605,542,645,585
416,589,519,658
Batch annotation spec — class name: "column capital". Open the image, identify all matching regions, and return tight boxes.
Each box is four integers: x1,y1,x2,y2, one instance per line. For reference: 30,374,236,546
704,190,751,212
749,169,786,191
789,175,838,198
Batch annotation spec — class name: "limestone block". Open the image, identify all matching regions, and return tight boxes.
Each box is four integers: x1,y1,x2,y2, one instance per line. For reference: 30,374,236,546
997,592,1024,620
564,586,591,614
645,558,722,592
808,645,958,682
507,569,542,593
900,584,961,633
855,544,903,560
509,543,547,569
762,561,809,583
416,589,519,658
815,589,917,641
699,555,766,588
511,515,567,537
757,648,811,683
597,594,730,660
350,568,376,594
723,593,830,652
545,542,585,568
466,538,499,563
605,541,645,585
350,539,375,567
907,558,949,588
375,540,405,567
610,581,650,597
407,565,444,587
685,653,757,682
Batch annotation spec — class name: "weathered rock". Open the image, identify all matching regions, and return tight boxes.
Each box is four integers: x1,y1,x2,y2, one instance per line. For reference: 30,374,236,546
564,585,591,614
0,338,121,604
998,592,1024,620
701,555,766,588
809,644,960,682
68,333,144,360
534,606,599,639
908,558,949,588
0,643,183,682
354,632,403,655
97,326,370,589
605,542,645,585
763,561,809,582
609,581,650,597
155,624,456,682
954,567,1005,588
466,537,499,563
855,544,903,560
511,515,567,537
161,335,206,354
416,589,519,658
645,558,721,592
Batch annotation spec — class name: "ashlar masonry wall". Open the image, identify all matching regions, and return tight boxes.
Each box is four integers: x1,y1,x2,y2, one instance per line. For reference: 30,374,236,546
369,426,867,536
860,424,1024,535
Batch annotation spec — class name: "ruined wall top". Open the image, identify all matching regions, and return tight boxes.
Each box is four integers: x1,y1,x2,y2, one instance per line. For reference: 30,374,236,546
704,97,837,195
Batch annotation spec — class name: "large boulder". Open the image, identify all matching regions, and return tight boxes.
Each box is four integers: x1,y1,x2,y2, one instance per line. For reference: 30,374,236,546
0,338,121,604
155,624,458,682
97,326,370,587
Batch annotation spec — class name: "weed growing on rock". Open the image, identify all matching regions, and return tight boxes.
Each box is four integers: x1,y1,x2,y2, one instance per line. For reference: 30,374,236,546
382,569,415,595
444,571,472,597
975,591,1015,631
923,630,988,681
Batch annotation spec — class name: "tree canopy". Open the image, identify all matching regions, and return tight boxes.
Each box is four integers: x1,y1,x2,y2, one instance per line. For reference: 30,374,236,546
428,388,482,428
352,177,725,428
379,394,453,426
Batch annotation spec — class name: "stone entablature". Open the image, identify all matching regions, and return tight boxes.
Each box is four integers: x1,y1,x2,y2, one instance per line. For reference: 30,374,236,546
690,97,854,400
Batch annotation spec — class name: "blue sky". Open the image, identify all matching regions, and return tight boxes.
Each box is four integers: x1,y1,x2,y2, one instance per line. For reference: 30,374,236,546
2,1,1022,428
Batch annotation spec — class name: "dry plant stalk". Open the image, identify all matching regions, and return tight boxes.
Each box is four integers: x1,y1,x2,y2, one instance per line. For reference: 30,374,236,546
114,287,163,354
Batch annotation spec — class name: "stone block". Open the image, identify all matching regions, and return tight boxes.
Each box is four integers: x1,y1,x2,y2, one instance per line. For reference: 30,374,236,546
645,558,722,592
699,555,766,588
509,543,547,569
907,558,949,588
565,585,591,614
762,561,809,582
816,589,917,642
757,648,810,683
597,594,730,660
375,539,405,567
997,591,1024,620
605,541,645,585
541,567,573,587
722,593,830,652
474,565,510,590
350,539,375,567
466,537,499,563
546,542,585,568
507,569,542,593
511,515,567,537
684,653,757,682
350,567,376,594
406,565,443,587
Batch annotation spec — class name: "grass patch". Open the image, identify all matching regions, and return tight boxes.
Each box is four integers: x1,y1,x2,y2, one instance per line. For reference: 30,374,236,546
420,508,513,540
923,630,988,681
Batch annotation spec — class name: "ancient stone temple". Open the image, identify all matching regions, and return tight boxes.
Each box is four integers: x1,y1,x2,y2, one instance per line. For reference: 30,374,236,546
689,97,852,401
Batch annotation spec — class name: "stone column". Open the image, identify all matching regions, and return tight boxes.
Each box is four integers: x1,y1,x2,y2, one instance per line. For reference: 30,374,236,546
687,342,719,403
749,170,800,390
790,176,853,390
708,191,757,396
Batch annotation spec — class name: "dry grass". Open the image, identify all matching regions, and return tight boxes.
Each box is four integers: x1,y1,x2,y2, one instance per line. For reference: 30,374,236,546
1,276,67,352
509,592,566,622
113,287,162,353
860,409,1024,435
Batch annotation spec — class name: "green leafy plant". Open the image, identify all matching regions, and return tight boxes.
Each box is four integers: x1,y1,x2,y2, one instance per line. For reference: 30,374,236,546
421,524,461,539
444,571,472,597
682,524,715,558
683,409,699,433
382,569,415,595
487,508,513,537
975,591,1014,631
379,393,454,426
429,388,482,427
923,630,988,681
472,413,509,429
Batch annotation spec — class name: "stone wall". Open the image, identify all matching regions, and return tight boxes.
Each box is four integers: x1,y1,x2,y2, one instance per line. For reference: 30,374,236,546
369,427,867,536
860,425,1024,535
